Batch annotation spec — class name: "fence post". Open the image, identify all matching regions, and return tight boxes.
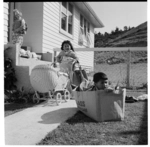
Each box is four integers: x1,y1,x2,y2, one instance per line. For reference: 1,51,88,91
127,49,131,88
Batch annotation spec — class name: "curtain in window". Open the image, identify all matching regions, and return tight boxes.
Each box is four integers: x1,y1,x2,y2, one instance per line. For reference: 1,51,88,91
78,27,84,45
68,3,73,34
61,13,67,31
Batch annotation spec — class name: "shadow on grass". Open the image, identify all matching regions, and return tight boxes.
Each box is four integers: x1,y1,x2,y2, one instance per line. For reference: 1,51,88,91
66,111,97,124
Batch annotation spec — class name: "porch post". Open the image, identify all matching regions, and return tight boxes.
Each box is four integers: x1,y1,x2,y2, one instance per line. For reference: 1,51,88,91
53,51,57,62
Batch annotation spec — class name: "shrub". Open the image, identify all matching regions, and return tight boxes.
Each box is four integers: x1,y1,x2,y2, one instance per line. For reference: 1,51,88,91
4,56,34,103
4,57,17,95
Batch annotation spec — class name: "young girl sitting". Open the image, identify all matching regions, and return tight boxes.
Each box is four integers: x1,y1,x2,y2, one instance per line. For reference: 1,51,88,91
56,40,79,63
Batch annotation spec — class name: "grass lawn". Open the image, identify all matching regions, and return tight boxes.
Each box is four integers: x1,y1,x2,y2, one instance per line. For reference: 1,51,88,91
37,101,147,145
37,90,147,145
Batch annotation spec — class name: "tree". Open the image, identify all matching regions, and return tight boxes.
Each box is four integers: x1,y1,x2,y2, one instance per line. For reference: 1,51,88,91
111,30,115,35
98,32,102,36
128,26,131,30
124,26,128,31
115,27,119,33
104,32,109,37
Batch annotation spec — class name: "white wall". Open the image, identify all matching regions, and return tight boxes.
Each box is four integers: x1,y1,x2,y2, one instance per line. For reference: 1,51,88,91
19,2,43,53
42,2,62,53
4,2,9,44
43,2,94,69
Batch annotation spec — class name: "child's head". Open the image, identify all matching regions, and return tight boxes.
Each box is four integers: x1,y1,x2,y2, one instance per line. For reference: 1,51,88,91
13,9,22,20
93,72,108,90
61,40,74,52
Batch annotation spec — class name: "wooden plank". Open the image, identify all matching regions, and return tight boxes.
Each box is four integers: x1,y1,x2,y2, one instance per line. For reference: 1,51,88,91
4,7,9,14
53,47,147,52
3,2,9,9
4,13,8,20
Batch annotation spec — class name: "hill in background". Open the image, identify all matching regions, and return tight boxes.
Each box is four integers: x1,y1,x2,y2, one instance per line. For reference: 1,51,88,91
95,21,147,47
94,22,147,64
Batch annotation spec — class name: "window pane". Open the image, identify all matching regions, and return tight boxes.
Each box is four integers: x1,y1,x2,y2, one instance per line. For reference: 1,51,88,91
68,3,73,34
68,24,72,34
88,22,90,33
68,3,73,13
68,15,72,24
61,13,67,31
62,2,67,14
68,3,73,25
80,15,83,27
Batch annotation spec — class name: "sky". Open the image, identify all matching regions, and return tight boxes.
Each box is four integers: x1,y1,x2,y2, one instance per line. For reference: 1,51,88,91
88,2,147,34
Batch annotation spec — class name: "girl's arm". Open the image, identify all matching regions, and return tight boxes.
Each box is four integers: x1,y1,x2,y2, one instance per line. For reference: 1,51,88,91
69,51,79,61
56,51,64,63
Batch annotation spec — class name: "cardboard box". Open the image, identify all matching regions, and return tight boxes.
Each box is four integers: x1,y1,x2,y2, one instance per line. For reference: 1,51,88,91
73,89,126,122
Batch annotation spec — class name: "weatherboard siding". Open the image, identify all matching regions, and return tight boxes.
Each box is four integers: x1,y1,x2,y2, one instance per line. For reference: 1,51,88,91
4,2,9,44
43,2,94,69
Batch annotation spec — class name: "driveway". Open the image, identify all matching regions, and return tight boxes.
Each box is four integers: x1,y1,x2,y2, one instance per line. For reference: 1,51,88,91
5,100,77,145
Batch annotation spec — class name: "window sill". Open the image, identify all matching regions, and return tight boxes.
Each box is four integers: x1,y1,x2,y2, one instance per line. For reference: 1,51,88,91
59,29,74,40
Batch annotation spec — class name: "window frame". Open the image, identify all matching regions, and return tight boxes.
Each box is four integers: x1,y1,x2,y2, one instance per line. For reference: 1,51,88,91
59,2,74,39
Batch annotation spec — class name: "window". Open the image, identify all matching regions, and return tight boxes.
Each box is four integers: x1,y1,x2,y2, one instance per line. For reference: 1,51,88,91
80,15,83,28
79,14,92,47
60,2,74,37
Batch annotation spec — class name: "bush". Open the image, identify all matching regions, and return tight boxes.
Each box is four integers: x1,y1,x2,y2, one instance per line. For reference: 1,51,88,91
4,56,34,103
4,57,17,94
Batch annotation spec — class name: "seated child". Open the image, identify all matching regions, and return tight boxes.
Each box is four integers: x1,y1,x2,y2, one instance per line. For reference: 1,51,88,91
55,40,79,97
56,40,79,63
75,72,113,92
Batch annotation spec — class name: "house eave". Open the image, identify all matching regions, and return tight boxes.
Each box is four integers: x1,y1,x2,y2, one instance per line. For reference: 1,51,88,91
73,2,104,28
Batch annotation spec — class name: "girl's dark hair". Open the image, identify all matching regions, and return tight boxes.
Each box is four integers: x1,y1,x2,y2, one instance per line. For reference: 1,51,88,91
61,40,74,52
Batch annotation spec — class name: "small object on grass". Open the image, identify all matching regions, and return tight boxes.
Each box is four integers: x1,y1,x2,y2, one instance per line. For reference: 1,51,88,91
136,94,147,101
125,95,138,103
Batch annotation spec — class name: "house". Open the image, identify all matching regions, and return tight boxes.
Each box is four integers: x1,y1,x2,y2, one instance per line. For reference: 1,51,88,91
4,2,104,91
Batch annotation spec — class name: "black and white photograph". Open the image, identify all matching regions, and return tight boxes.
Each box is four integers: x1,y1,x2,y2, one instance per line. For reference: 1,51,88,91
3,1,148,145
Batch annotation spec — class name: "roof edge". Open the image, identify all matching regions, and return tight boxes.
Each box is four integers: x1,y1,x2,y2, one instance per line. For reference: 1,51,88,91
83,2,104,28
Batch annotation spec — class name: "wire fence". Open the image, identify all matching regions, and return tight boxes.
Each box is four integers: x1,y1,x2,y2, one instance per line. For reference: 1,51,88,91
93,50,147,89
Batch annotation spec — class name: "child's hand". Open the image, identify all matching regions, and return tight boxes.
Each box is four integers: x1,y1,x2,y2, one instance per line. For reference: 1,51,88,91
104,87,114,93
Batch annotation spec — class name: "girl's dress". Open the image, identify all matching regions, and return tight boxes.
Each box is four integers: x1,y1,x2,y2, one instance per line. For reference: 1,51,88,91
57,50,79,82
